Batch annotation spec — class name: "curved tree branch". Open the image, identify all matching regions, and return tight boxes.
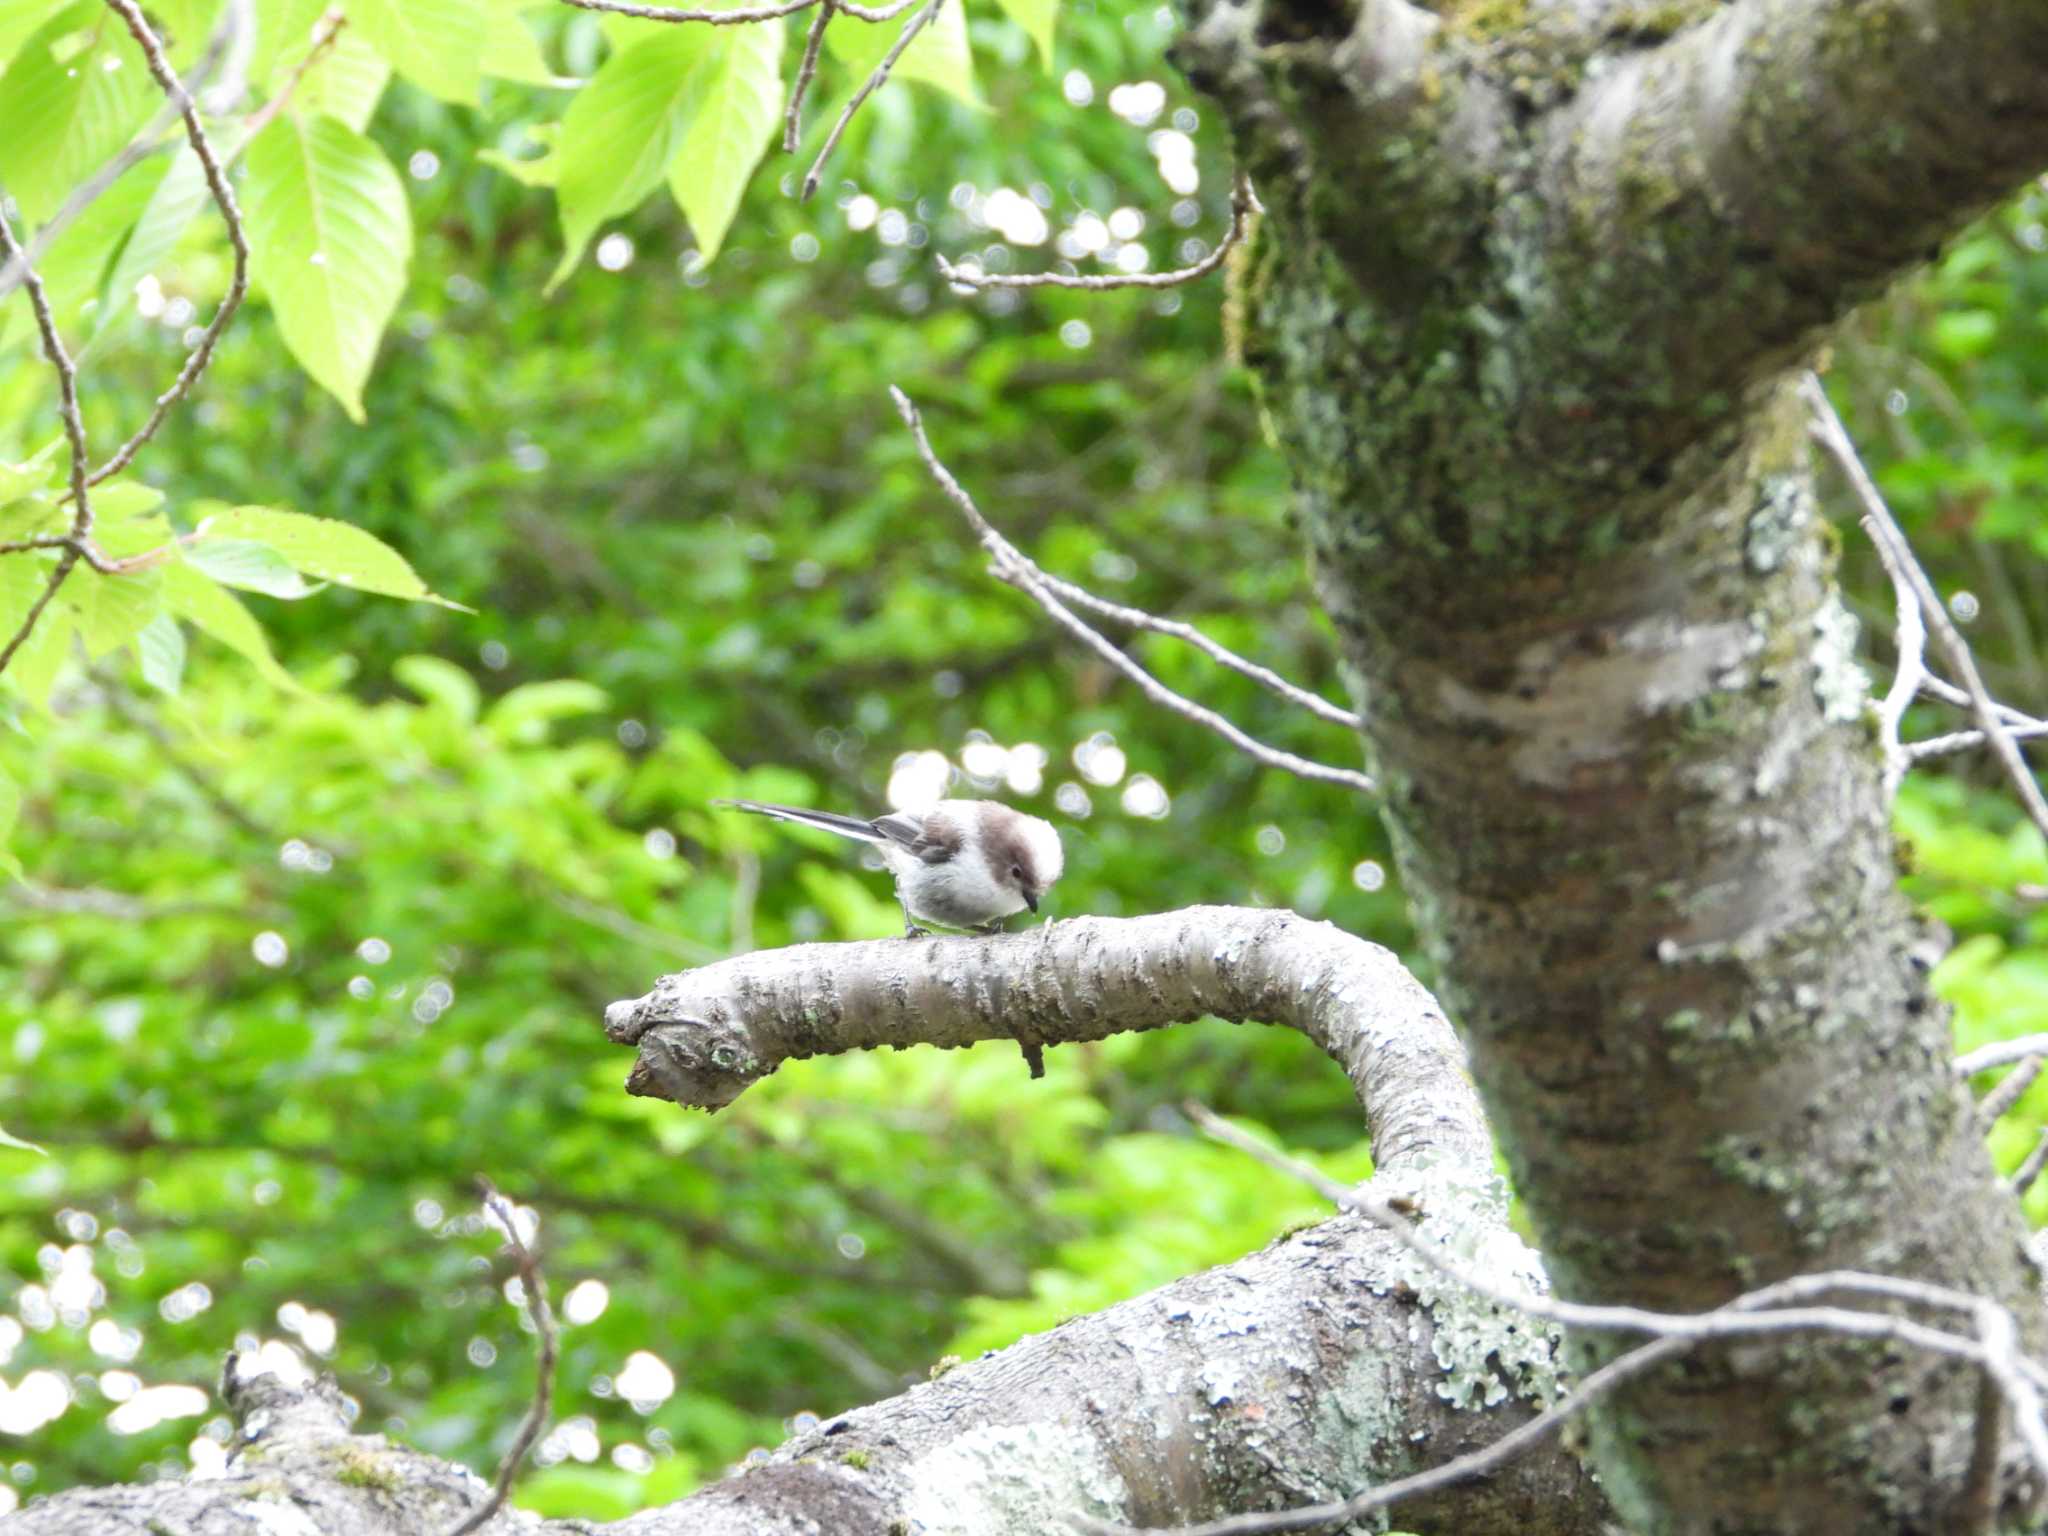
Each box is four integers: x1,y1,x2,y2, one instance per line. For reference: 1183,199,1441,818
603,905,1488,1177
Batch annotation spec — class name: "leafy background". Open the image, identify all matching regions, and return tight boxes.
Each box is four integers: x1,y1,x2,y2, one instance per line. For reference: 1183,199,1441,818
0,0,2044,1518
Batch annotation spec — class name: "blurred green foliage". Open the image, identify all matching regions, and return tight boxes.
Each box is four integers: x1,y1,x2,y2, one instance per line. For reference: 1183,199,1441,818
0,0,2046,1519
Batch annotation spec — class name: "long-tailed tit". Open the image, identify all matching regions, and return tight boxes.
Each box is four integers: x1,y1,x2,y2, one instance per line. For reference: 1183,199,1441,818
715,797,1065,937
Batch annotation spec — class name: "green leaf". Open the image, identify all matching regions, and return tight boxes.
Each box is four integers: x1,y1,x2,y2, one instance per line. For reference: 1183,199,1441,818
482,4,574,87
485,678,609,743
827,0,976,111
549,28,720,291
0,0,67,66
0,2,154,220
0,441,62,507
0,765,17,877
394,654,480,724
665,21,781,264
65,566,163,658
136,611,185,693
993,0,1055,69
343,0,485,104
96,145,212,336
0,553,74,708
160,559,298,690
0,1123,47,1157
244,112,412,422
292,27,393,131
184,537,315,597
479,144,558,188
193,506,462,605
0,154,163,346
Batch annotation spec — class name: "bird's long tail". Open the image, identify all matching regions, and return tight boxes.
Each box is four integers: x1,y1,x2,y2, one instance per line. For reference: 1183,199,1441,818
712,799,885,843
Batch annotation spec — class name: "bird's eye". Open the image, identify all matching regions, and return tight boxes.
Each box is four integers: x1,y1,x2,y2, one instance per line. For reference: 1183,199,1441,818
1010,864,1024,880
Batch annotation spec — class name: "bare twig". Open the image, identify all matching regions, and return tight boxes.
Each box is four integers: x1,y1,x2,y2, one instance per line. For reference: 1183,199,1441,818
87,0,252,490
1961,1305,2014,1536
1906,718,2048,763
1803,374,2048,847
0,192,93,677
890,388,1378,795
560,0,817,22
2011,1128,2048,1200
0,0,246,301
802,0,943,201
1958,1035,2048,1078
442,1180,557,1536
236,7,345,149
1033,567,1361,729
783,0,836,153
1978,1054,2044,1126
939,176,1256,292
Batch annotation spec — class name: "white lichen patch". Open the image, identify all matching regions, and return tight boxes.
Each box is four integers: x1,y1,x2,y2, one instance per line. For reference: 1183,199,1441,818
899,1421,1127,1535
1361,1162,1564,1411
1809,594,1868,724
1744,475,1813,575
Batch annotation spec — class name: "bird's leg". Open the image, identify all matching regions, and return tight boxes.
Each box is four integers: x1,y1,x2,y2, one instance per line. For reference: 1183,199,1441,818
899,894,930,939
976,916,1009,936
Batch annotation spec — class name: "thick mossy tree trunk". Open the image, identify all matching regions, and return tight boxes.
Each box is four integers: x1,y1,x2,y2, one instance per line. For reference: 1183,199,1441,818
1174,1,2048,1529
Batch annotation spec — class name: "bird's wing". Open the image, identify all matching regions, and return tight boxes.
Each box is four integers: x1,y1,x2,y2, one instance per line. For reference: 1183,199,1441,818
873,810,962,866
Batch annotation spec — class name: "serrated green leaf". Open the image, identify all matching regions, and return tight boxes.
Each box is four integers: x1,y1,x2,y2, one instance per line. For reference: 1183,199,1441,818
88,481,166,525
343,0,484,103
993,0,1054,70
245,112,412,422
183,536,315,597
665,21,780,264
0,2,154,220
96,145,212,336
136,611,185,693
160,559,298,690
549,27,720,292
826,0,976,111
194,506,462,605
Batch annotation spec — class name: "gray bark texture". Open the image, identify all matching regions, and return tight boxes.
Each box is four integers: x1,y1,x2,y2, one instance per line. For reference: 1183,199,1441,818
1167,0,2048,1529
2,909,1607,1536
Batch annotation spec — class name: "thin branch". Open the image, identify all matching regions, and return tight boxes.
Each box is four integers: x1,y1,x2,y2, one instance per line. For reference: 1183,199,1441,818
236,7,345,149
1978,1054,2044,1126
1802,374,2048,847
939,176,1256,292
87,0,252,490
441,1180,558,1536
801,0,943,202
1032,566,1361,729
0,0,246,301
889,388,1378,795
2011,1128,2048,1200
783,0,836,153
1958,1035,2048,1077
0,190,92,677
1961,1305,2014,1536
1906,717,2048,764
560,0,817,22
101,684,276,841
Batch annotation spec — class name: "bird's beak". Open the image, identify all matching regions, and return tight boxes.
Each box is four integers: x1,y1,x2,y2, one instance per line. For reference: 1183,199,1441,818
1023,890,1039,914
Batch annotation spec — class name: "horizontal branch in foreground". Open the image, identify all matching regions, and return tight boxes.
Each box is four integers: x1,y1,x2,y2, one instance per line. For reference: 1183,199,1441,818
602,905,1487,1178
0,1211,1606,1536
